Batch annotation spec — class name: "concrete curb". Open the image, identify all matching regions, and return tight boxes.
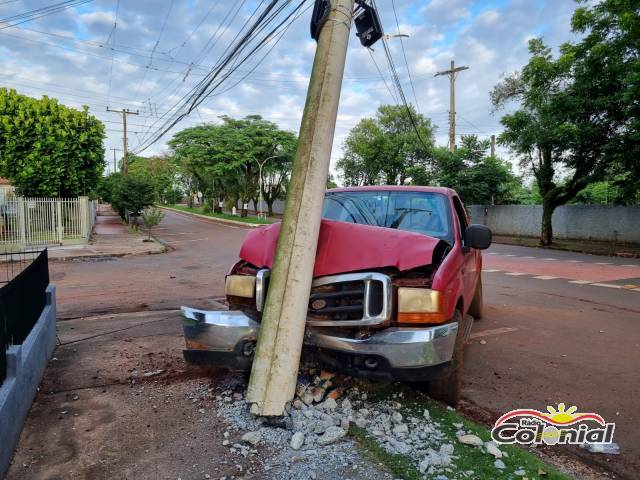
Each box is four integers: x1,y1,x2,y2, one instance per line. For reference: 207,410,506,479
0,285,57,477
160,206,267,229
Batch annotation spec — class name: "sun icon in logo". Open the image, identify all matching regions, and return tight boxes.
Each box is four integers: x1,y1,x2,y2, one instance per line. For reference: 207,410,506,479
543,403,579,424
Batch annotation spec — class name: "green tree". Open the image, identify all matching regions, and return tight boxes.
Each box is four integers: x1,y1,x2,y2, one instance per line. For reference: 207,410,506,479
128,154,181,204
0,88,105,197
110,175,155,222
491,0,639,245
430,135,523,205
336,104,435,185
169,116,296,215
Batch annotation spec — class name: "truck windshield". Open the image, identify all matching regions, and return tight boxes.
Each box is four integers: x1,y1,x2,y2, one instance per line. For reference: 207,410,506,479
322,191,453,243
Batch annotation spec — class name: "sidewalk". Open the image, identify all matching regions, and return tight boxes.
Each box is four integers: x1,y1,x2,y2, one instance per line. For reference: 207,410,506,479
493,234,640,258
47,208,166,261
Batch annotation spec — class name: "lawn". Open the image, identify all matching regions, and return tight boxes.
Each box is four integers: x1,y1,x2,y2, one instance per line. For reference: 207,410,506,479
165,204,273,225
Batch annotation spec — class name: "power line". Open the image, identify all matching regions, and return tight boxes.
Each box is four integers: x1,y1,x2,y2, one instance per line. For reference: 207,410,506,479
133,0,309,153
0,0,95,30
390,0,419,111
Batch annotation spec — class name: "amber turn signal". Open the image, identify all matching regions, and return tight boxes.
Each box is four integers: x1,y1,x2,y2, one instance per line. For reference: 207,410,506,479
225,275,256,298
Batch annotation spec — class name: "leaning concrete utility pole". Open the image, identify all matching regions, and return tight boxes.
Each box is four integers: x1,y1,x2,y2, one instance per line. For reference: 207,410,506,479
435,60,469,153
246,0,355,416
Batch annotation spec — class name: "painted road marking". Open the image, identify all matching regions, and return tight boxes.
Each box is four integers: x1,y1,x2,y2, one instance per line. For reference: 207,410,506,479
595,262,613,265
569,280,593,284
470,327,519,339
504,254,516,257
523,256,536,259
533,276,558,280
543,258,557,261
622,265,638,267
622,284,639,290
505,272,528,276
567,260,583,263
590,283,622,289
482,269,501,273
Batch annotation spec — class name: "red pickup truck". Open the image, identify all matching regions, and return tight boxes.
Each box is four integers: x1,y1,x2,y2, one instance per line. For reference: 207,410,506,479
181,186,491,405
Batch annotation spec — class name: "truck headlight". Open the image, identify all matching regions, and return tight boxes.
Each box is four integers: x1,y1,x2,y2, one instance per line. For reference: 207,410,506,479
397,287,447,324
225,275,256,298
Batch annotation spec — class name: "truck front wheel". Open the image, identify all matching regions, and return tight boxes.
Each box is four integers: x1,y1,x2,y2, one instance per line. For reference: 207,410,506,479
412,310,468,406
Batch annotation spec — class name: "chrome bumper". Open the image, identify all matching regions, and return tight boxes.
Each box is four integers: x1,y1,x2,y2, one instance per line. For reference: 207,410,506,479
181,306,458,372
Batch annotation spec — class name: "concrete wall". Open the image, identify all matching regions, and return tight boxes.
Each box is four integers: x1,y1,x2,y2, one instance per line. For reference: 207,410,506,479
467,205,640,243
0,285,57,477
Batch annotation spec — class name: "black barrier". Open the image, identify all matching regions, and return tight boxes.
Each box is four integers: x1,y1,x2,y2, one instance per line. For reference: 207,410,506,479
0,249,49,386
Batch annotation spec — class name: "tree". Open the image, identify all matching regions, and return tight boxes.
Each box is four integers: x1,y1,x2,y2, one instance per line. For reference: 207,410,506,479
128,154,182,204
110,175,155,222
0,88,105,197
491,0,639,245
168,116,296,215
141,207,165,240
431,135,523,205
337,104,435,186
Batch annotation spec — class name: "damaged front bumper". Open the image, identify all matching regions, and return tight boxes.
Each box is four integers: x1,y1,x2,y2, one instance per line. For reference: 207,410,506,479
181,306,459,381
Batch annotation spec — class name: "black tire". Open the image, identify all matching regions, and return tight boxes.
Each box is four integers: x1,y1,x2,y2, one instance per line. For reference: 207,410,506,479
424,310,468,406
468,275,483,320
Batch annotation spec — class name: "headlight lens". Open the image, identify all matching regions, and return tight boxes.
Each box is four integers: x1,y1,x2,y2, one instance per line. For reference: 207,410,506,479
225,275,256,298
397,287,447,324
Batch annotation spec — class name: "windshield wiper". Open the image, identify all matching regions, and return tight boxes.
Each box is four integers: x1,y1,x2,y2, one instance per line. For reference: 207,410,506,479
390,207,432,229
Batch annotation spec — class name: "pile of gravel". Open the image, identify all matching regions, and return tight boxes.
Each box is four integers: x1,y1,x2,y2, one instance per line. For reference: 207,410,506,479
211,371,523,479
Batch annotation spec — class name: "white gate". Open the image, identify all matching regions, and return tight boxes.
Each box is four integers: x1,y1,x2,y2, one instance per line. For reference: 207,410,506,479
0,196,96,250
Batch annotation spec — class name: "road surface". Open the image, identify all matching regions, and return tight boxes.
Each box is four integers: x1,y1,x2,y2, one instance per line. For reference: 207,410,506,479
50,209,640,478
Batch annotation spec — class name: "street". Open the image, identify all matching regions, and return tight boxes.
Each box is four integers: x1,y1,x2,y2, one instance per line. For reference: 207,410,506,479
49,209,640,478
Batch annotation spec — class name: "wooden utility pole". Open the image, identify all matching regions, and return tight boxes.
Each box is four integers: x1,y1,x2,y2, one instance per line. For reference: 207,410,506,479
246,0,355,417
435,60,469,153
110,148,121,174
106,107,139,174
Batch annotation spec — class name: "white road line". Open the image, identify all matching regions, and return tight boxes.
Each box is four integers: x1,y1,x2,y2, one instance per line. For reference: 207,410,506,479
504,254,516,257
470,327,518,339
533,276,558,280
482,269,501,273
567,260,583,263
594,262,612,265
590,283,622,289
569,280,593,284
487,252,498,255
505,272,528,276
523,256,536,259
622,264,638,267
543,258,557,261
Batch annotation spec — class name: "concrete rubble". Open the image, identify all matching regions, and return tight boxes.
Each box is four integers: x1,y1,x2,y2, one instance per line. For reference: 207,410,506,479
207,369,521,479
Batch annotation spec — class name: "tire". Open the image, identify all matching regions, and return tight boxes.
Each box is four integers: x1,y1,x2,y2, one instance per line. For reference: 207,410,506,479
424,310,468,406
468,275,483,320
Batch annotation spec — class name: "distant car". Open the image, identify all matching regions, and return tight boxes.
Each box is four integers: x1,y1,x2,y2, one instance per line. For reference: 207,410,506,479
181,186,491,405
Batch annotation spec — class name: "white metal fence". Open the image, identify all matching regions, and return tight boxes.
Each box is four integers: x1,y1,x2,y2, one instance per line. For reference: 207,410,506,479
0,196,96,250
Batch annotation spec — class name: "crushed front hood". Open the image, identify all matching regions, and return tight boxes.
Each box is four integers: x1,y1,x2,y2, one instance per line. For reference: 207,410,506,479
239,219,444,277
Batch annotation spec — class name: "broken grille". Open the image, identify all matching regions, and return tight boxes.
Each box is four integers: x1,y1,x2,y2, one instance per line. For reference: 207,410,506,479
306,272,392,327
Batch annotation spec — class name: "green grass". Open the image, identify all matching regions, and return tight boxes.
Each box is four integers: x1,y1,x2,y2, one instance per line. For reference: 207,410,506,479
348,382,570,480
165,204,273,225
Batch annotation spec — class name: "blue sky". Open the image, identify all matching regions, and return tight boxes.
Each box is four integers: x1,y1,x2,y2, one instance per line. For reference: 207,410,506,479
0,0,579,178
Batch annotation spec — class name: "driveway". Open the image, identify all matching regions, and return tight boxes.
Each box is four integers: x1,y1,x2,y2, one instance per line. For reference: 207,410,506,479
39,210,640,478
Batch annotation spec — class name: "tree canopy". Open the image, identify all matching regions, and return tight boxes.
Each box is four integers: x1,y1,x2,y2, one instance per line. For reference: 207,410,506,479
168,115,296,215
491,0,639,244
0,88,105,197
336,104,435,186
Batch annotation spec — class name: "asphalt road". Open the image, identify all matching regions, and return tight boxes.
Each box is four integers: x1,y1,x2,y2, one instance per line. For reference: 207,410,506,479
50,209,640,478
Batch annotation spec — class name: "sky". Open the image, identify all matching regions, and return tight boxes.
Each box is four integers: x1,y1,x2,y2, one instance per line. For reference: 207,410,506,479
0,0,580,180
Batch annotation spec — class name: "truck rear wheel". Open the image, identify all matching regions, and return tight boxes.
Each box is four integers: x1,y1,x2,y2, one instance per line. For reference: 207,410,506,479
468,276,483,320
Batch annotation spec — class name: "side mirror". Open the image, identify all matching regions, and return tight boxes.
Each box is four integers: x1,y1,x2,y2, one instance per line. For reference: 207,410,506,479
465,224,492,250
